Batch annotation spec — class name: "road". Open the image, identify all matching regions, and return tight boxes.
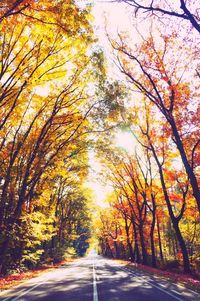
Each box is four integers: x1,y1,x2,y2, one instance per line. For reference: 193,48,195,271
0,255,199,301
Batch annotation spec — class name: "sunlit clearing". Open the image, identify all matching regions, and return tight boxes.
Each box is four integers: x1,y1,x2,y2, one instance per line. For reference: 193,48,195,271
114,130,138,154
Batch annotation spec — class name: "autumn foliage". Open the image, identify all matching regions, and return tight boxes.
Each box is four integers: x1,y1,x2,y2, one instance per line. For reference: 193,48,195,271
95,0,200,275
0,0,95,274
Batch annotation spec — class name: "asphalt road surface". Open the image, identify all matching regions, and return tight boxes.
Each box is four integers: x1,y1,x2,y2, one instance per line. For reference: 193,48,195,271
0,255,199,301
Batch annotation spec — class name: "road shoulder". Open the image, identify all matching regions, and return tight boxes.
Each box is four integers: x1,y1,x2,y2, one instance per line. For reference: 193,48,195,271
112,258,200,294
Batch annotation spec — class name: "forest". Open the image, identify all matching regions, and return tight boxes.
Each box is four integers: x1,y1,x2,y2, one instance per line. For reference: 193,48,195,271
0,0,199,278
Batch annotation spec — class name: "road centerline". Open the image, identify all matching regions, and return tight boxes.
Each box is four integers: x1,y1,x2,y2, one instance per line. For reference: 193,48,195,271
93,261,99,301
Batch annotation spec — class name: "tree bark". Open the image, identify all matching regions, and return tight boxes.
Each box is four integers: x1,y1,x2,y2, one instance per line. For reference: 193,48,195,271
150,207,156,267
157,216,164,264
139,223,148,265
124,216,135,261
169,117,200,212
151,145,191,273
132,216,141,263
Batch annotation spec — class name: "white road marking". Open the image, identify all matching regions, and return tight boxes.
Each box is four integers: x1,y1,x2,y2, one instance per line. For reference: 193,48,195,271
93,262,99,301
0,260,83,300
1,278,51,301
96,275,100,281
149,281,183,301
117,266,183,301
0,288,26,298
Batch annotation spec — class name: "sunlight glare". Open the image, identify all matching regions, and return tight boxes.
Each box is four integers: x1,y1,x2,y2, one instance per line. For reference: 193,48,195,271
85,151,112,208
86,180,111,208
114,131,137,154
35,85,49,97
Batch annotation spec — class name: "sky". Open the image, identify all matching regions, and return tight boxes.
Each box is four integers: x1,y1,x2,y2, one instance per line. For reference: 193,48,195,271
83,1,137,206
79,1,168,207
91,1,137,79
35,1,139,207
86,130,138,207
33,0,160,207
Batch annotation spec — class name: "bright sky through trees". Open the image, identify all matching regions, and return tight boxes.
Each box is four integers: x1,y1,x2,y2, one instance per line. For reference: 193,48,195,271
85,2,138,204
86,130,137,207
114,131,138,154
86,150,112,207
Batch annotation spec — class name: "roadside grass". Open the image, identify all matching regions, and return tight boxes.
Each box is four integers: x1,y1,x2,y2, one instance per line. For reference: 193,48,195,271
113,259,200,293
0,259,76,292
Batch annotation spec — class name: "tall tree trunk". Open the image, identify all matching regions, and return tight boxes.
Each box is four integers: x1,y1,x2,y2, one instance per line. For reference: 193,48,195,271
150,209,156,267
132,216,141,263
157,216,164,264
0,220,13,274
173,220,191,273
124,216,135,261
114,241,119,258
106,239,114,258
152,145,191,273
170,117,200,211
139,223,148,265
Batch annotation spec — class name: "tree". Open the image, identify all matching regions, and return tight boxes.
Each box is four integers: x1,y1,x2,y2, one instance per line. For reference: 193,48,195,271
118,0,200,34
0,0,33,22
111,32,200,212
0,0,96,274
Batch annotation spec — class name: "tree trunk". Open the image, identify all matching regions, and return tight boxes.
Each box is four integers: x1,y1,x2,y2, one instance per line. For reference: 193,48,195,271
139,223,148,265
105,239,114,258
157,216,164,264
0,221,13,274
124,216,135,261
132,216,141,263
152,145,191,273
150,210,156,267
170,117,200,212
114,241,119,258
173,220,191,273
